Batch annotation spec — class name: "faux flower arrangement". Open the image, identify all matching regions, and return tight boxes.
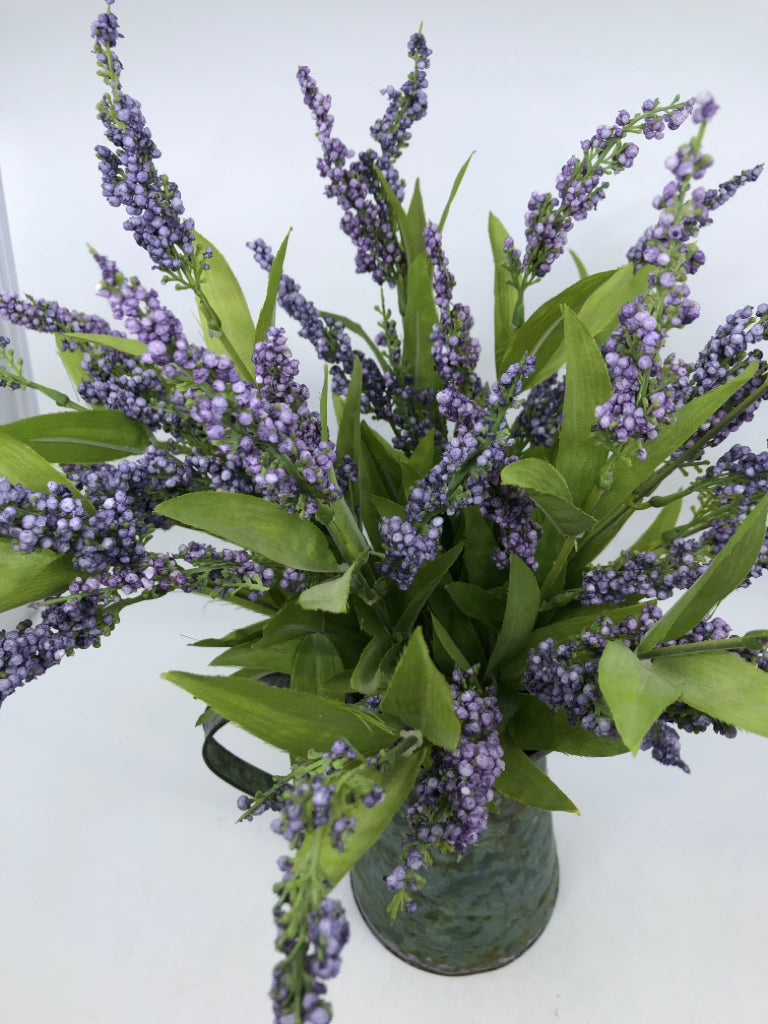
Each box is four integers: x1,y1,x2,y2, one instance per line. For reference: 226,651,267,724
3,1,768,1021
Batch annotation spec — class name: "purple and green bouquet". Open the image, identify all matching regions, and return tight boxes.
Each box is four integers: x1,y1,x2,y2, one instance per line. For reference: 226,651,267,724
3,2,768,1021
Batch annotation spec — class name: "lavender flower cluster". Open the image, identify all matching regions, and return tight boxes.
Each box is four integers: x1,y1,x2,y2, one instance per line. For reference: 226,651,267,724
91,4,196,273
378,356,540,588
385,668,505,910
297,33,432,285
522,608,744,769
247,238,437,451
237,739,386,1024
512,96,696,283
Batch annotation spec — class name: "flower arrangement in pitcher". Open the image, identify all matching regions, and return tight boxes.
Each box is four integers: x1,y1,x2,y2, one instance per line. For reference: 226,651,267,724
3,2,768,1021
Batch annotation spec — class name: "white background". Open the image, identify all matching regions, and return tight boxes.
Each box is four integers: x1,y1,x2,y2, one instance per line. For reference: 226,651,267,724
2,0,768,1021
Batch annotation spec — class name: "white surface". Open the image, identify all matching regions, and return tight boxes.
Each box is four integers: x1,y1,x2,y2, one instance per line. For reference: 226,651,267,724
2,1,768,1021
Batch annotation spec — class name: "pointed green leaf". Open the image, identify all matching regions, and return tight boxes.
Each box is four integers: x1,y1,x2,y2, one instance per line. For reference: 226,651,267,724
506,695,627,757
556,305,612,508
590,362,759,522
429,612,471,673
254,229,291,343
402,251,440,391
496,743,579,813
351,635,394,695
637,493,768,654
298,554,368,614
445,581,505,629
500,268,614,380
438,153,474,233
486,555,541,677
406,178,427,252
0,539,76,613
632,495,683,552
577,263,651,343
291,634,344,694
392,542,464,636
401,429,435,492
210,635,302,673
319,311,375,351
569,250,589,280
0,430,94,513
501,458,597,535
334,355,363,513
460,505,507,589
428,586,486,668
598,641,683,753
2,409,152,464
164,670,398,757
313,746,426,887
56,331,146,393
655,651,768,738
380,627,461,749
373,166,420,265
360,422,405,502
489,211,520,373
194,231,256,381
154,492,339,572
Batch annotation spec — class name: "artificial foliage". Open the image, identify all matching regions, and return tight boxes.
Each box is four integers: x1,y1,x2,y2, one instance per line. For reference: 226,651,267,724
3,2,768,1021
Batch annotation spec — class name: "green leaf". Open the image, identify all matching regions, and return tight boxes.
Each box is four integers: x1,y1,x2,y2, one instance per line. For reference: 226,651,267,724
298,554,368,614
569,250,589,280
56,331,146,393
598,641,682,752
164,670,398,757
210,635,302,673
0,539,76,613
374,166,420,266
154,492,339,572
496,743,579,813
428,587,486,668
400,429,435,493
429,612,471,672
392,542,464,636
486,555,541,677
191,620,269,648
0,430,94,513
632,495,683,552
499,268,614,381
506,695,627,757
2,409,152,464
402,251,440,391
312,746,426,887
460,506,507,589
254,229,291,342
360,423,405,502
556,305,612,508
590,362,759,523
654,651,768,738
406,178,427,254
319,311,376,351
488,211,520,373
194,231,256,381
438,153,474,233
445,581,505,629
351,635,394,695
371,495,405,520
500,458,597,536
637,493,768,654
577,263,651,343
380,627,461,749
291,634,344,694
334,356,363,514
